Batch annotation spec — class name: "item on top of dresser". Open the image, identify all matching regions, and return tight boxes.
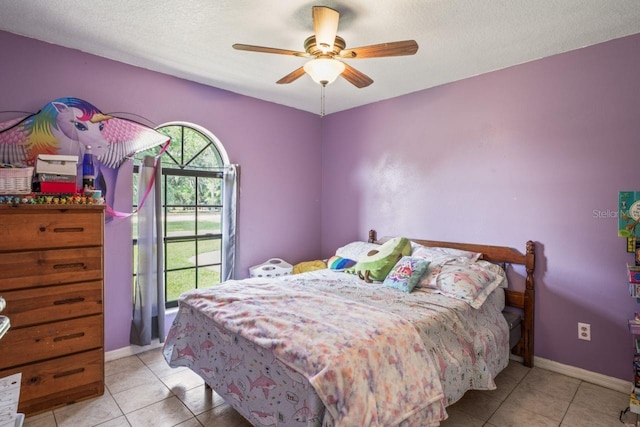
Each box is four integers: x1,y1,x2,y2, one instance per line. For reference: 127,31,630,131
37,173,76,183
0,166,33,195
0,296,5,313
35,154,78,176
82,146,95,189
84,189,102,202
35,154,78,193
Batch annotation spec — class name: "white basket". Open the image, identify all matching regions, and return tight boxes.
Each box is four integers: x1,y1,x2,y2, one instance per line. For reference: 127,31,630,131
0,167,33,195
249,258,293,278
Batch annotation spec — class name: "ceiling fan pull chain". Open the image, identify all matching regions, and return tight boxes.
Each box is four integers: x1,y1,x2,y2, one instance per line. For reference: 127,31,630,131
320,84,326,117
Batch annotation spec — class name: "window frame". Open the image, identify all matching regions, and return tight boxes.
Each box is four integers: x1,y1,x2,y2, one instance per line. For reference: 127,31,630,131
133,122,228,309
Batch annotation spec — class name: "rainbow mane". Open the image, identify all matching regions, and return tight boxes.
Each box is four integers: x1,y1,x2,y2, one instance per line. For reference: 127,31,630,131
22,97,103,163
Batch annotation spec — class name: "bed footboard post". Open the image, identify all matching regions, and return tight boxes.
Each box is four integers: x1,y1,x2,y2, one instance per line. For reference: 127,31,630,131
523,240,535,367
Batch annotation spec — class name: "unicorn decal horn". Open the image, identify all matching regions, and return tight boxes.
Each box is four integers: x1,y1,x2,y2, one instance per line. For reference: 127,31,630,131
0,97,169,209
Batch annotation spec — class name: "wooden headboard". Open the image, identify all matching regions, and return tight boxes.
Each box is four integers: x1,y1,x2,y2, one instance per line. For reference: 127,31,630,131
368,229,535,367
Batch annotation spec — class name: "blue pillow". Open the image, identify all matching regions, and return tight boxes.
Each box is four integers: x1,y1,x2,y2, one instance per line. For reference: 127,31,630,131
382,256,430,293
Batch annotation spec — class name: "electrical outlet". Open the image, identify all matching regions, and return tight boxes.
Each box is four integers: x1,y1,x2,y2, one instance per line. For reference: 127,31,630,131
578,322,591,341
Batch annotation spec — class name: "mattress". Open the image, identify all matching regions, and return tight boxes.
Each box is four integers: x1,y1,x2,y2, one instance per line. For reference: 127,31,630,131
163,269,509,426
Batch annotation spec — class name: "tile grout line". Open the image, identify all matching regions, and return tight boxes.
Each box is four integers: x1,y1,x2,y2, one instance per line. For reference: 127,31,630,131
130,353,199,426
483,367,531,426
93,353,178,427
135,352,206,426
99,372,126,427
557,378,582,427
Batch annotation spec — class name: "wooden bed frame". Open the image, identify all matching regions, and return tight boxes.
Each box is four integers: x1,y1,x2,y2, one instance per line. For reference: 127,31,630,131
368,229,535,367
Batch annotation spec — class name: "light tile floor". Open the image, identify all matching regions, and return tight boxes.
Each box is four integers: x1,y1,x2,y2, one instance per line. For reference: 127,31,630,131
22,349,631,427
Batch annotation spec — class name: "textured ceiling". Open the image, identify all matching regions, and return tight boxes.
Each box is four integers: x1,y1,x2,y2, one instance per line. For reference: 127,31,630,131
1,0,640,115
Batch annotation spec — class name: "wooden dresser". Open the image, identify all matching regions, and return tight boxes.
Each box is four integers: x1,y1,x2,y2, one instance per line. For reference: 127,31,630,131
0,205,105,416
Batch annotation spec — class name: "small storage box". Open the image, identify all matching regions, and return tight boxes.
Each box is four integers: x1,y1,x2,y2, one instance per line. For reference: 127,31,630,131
38,181,77,194
250,258,293,278
35,155,78,176
0,166,33,195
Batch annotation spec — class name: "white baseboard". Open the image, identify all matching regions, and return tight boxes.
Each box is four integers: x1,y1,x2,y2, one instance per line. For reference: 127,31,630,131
532,355,632,394
105,339,164,362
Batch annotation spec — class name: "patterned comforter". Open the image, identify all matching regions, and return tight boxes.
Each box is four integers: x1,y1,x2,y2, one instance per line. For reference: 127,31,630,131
164,269,509,426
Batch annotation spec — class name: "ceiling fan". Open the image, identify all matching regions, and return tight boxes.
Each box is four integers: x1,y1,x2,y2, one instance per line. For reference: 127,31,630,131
232,6,419,88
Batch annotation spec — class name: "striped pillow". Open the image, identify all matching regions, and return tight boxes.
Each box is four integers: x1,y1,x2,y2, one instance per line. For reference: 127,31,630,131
327,255,356,270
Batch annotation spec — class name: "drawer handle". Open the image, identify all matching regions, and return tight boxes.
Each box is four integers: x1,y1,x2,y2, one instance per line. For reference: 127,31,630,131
53,332,85,342
54,297,86,305
53,227,85,233
53,263,86,270
54,368,85,378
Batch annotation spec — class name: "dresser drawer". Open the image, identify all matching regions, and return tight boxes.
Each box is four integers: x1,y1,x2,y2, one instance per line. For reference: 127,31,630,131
0,208,103,251
0,315,103,369
0,247,103,291
0,348,104,416
0,281,102,327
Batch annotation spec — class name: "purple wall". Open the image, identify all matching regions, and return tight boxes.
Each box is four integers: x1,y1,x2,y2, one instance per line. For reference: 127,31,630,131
0,31,323,351
2,28,639,382
321,33,640,381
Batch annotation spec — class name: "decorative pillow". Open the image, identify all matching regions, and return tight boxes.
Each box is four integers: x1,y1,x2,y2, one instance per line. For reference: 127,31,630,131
379,237,424,252
383,256,430,293
434,260,503,309
292,260,327,274
416,258,453,289
347,237,412,283
335,241,380,261
412,250,456,288
327,255,356,271
411,245,482,262
376,235,415,245
476,260,508,288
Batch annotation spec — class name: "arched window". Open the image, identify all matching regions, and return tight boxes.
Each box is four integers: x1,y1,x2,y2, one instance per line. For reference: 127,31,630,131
133,122,229,308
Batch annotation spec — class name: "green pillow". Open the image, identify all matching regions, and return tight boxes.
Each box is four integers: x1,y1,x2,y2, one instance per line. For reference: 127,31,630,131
347,237,411,282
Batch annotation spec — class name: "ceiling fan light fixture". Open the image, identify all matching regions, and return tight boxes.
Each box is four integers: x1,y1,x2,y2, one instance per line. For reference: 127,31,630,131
304,58,345,85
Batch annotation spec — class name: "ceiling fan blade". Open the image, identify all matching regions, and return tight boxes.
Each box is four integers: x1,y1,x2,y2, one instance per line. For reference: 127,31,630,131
276,67,306,84
339,40,419,59
233,44,309,57
341,63,373,88
313,6,339,52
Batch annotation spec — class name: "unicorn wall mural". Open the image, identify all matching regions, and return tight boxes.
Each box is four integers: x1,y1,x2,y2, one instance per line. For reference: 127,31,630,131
0,97,169,213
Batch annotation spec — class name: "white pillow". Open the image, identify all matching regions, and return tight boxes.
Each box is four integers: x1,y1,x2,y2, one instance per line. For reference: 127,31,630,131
335,241,380,261
411,244,482,262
